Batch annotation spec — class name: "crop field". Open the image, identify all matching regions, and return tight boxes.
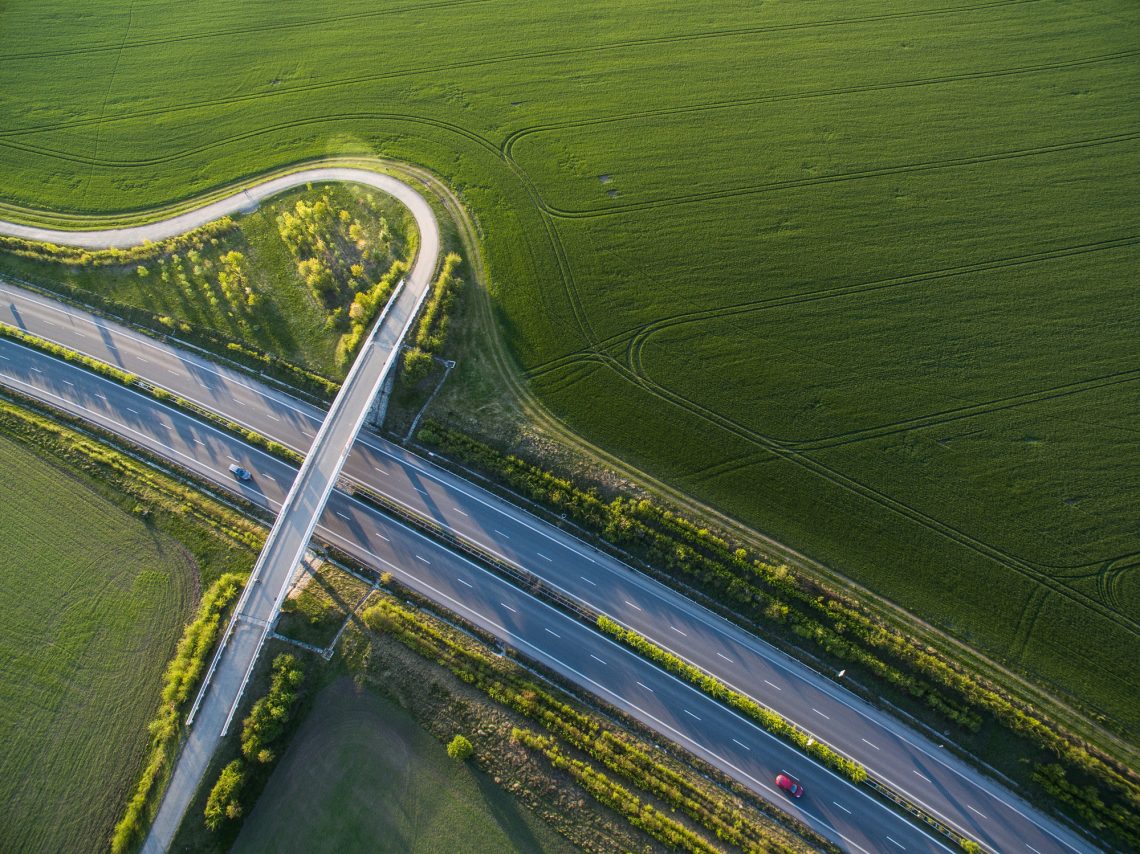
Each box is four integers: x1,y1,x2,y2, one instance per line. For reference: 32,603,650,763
231,678,574,854
0,0,1136,732
0,432,195,853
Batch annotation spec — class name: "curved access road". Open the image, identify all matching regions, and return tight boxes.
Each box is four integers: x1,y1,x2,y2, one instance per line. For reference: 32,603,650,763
0,172,1090,853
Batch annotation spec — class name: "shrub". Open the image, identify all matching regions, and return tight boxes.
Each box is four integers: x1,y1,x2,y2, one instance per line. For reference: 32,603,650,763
240,654,304,762
204,760,245,830
447,734,474,761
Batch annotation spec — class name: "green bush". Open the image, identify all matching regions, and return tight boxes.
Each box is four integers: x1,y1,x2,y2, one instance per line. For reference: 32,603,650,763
447,734,474,761
204,760,245,831
240,654,304,763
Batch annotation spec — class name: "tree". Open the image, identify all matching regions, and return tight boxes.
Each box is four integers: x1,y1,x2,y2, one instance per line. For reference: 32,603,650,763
204,760,244,830
447,734,474,761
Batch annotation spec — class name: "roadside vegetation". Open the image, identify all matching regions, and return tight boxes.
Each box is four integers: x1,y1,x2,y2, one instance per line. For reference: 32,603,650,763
172,558,832,853
401,251,463,384
0,1,1134,748
415,422,1140,849
0,183,417,392
0,395,260,854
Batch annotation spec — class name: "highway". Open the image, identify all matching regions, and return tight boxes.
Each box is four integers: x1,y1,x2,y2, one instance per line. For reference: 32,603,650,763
0,281,1091,854
0,334,951,854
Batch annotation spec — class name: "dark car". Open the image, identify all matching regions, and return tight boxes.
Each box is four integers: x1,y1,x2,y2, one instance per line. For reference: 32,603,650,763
775,773,804,798
228,463,252,481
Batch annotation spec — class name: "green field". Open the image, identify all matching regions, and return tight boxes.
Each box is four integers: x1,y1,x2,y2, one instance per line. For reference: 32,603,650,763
232,678,575,854
0,0,1137,732
0,432,195,853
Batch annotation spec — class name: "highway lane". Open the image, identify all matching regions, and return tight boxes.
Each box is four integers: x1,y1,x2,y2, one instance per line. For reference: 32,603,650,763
0,281,1092,854
0,336,954,854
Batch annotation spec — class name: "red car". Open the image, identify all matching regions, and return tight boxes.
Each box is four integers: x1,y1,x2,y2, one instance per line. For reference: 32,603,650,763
776,773,804,798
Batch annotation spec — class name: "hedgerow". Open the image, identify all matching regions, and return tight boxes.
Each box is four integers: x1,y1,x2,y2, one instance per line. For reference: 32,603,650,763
361,593,823,853
402,252,462,384
414,422,1140,841
513,729,722,854
598,616,865,783
111,573,246,853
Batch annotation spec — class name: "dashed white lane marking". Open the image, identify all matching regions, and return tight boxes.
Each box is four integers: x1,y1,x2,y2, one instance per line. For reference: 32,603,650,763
636,681,654,692
501,602,517,613
886,836,905,850
136,356,149,363
457,578,473,588
716,651,732,662
168,369,179,375
764,679,782,691
0,354,9,360
415,555,430,564
624,600,641,611
580,576,597,586
536,552,552,561
30,367,43,373
374,530,389,541
683,709,701,721
812,708,830,720
913,770,930,782
155,422,169,429
61,379,74,386
227,455,239,463
1026,845,1042,854
967,805,988,820
265,413,279,421
590,654,606,665
127,407,139,414
374,467,389,475
544,627,560,638
94,393,107,400
335,512,350,521
670,625,687,636
451,506,467,515
833,801,852,815
494,530,510,539
414,487,430,497
193,438,206,446
861,738,880,750
731,738,750,750
262,473,276,481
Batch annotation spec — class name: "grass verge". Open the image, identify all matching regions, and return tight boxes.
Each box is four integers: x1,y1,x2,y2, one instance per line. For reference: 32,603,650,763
0,395,260,853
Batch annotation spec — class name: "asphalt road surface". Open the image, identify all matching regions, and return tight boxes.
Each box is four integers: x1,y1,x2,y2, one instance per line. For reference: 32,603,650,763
0,336,954,854
0,283,1092,854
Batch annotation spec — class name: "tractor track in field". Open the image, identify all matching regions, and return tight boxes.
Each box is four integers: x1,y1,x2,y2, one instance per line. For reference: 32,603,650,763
0,0,1044,143
783,370,1140,452
1097,554,1140,613
500,47,1140,159
524,234,1139,381
539,130,1140,219
533,338,1140,639
0,0,495,63
0,0,1045,68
